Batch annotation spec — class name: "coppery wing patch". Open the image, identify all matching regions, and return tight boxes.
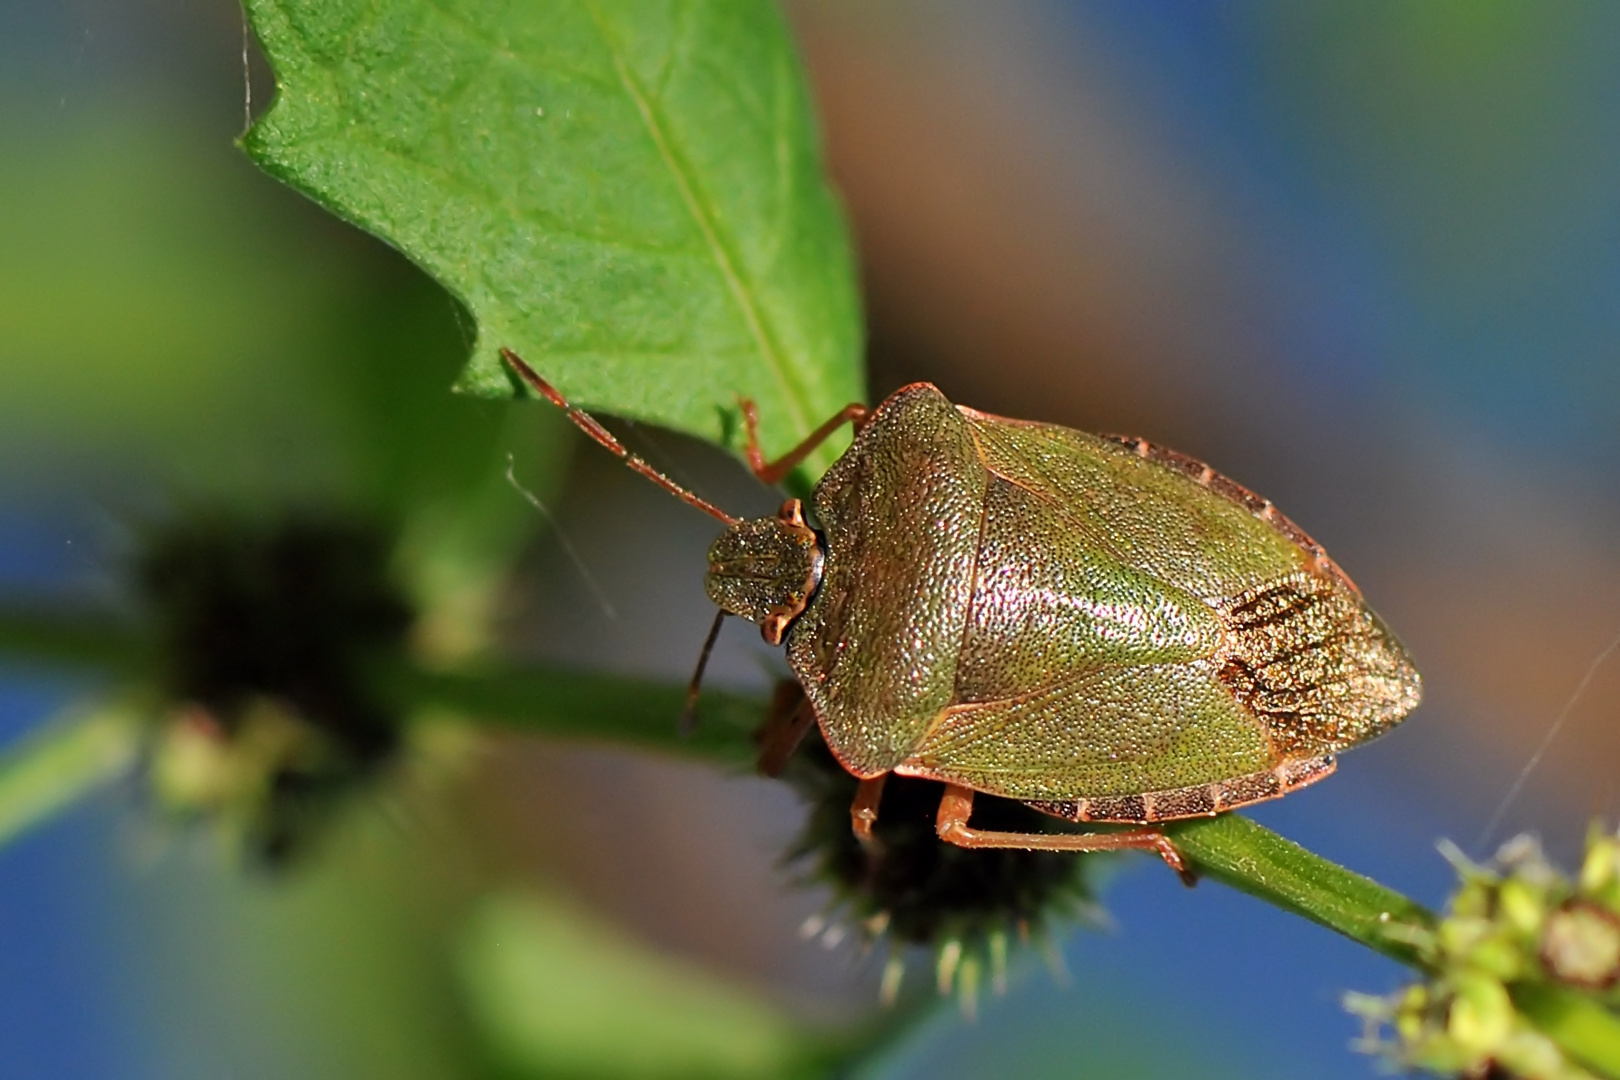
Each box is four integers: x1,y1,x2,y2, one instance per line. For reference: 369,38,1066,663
1217,573,1421,757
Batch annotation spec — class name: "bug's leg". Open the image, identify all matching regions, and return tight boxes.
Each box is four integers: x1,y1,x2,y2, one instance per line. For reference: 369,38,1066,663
741,400,870,486
935,785,1196,887
849,775,888,849
754,680,818,777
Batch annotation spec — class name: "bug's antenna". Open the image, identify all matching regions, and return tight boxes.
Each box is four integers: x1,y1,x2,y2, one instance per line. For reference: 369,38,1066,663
500,349,739,527
678,609,728,736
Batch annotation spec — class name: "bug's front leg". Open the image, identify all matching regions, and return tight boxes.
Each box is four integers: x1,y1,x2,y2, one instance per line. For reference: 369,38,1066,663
754,680,819,777
740,399,870,486
935,785,1197,887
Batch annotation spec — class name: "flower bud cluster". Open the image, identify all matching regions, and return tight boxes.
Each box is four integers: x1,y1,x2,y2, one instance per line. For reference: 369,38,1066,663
1347,826,1620,1079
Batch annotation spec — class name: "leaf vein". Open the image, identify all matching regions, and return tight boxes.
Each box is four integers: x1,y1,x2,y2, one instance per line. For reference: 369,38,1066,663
581,0,810,441
291,131,704,260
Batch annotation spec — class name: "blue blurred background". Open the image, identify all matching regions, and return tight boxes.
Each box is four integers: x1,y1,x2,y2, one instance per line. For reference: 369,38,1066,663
3,1,1619,1076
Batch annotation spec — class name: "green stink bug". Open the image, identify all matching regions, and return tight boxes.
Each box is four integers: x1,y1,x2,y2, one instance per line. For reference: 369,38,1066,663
502,351,1421,877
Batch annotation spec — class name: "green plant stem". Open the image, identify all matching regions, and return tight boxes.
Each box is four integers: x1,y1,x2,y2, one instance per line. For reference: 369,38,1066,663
371,658,765,768
1513,983,1620,1079
0,704,142,844
1168,814,1436,966
378,657,1443,965
0,605,151,675
0,610,1477,967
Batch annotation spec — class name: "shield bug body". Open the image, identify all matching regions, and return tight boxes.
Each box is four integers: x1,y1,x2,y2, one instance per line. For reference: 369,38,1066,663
502,351,1421,875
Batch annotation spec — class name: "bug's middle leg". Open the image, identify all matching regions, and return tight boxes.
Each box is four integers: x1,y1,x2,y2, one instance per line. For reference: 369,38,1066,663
935,784,1196,886
849,775,887,849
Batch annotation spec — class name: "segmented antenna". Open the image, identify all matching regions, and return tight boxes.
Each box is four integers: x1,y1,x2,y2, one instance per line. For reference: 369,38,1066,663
500,349,739,527
678,608,728,736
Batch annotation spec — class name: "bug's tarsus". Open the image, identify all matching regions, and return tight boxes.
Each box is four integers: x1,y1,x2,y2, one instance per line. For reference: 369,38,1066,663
1172,857,1199,889
742,397,870,486
933,784,1194,882
500,348,739,527
678,608,729,737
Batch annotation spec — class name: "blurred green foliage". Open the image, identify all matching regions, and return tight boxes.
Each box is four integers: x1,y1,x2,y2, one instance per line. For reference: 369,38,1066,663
457,890,821,1079
0,114,572,650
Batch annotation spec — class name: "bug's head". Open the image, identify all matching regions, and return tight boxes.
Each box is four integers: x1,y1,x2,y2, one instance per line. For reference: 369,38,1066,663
493,351,826,649
705,500,824,645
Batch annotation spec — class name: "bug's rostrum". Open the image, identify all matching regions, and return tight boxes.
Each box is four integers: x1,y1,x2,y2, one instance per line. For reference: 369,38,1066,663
704,499,824,645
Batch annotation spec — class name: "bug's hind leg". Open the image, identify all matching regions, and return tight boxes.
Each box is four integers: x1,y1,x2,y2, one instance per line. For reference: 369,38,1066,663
935,785,1196,887
740,399,870,486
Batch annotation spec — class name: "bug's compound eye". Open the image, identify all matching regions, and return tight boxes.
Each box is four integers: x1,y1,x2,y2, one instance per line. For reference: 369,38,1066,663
703,514,824,638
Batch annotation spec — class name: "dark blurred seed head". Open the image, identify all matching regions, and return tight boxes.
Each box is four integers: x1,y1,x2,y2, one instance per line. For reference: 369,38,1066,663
776,699,1104,958
135,512,414,864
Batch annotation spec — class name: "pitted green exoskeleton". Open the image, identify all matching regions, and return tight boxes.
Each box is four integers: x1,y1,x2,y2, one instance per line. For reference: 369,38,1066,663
501,350,1422,877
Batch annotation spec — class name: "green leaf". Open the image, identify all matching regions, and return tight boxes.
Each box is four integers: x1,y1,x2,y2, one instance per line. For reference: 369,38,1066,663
242,0,865,476
457,890,822,1078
